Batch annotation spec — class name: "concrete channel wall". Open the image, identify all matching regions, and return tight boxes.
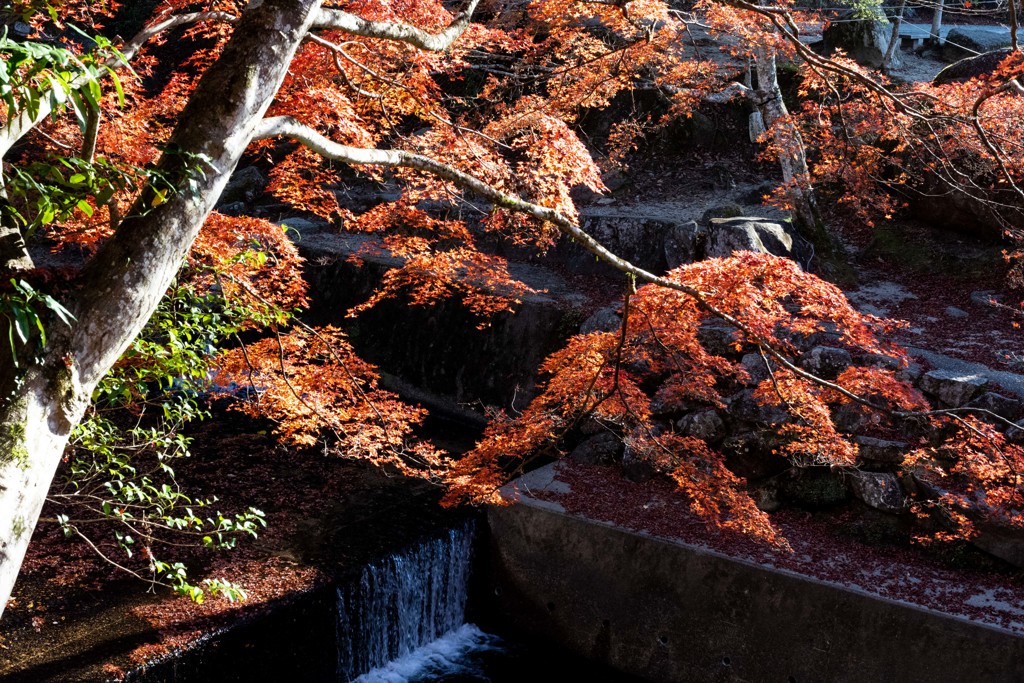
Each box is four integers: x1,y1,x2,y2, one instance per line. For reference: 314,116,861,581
485,499,1024,683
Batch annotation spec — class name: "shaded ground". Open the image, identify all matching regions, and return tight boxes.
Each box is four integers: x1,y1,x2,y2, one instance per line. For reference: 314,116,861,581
0,408,472,682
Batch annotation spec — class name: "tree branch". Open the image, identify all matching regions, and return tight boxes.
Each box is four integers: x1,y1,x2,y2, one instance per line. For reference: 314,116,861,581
252,114,894,413
0,11,238,161
311,0,480,51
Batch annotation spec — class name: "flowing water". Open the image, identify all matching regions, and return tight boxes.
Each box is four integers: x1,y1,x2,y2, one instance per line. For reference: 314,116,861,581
336,521,480,681
335,521,636,683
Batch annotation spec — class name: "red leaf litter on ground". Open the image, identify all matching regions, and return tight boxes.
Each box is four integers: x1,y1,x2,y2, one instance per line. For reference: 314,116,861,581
527,460,1024,634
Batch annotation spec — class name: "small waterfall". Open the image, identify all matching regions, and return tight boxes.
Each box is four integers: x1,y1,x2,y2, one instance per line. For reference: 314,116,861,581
336,521,479,682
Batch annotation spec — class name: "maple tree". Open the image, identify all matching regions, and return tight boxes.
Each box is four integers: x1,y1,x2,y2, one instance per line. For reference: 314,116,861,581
0,0,1021,620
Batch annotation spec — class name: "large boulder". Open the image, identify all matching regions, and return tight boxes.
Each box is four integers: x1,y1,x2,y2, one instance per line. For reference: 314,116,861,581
943,27,1023,62
703,217,795,259
934,48,1013,85
850,471,908,513
561,212,701,275
800,346,853,380
919,369,988,408
569,432,623,465
855,436,907,465
823,14,902,69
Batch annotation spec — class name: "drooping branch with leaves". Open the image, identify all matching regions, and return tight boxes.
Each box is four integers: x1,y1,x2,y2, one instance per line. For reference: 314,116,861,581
0,0,1022,622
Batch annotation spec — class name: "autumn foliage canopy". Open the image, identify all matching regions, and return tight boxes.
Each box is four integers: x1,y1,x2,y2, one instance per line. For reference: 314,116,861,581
3,0,1024,598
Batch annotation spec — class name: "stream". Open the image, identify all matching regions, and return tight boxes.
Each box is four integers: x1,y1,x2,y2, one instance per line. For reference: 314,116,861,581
336,521,635,683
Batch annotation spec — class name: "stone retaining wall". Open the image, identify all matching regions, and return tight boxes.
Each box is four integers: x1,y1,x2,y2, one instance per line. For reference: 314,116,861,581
485,498,1024,683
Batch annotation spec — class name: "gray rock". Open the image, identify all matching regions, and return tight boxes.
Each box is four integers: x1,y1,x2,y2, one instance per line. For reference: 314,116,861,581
704,217,794,259
569,432,623,465
570,213,695,275
833,403,873,434
697,319,740,356
677,410,725,442
919,369,988,407
664,221,702,269
700,204,744,223
277,216,329,234
800,346,853,380
579,306,622,334
217,201,247,216
1005,421,1024,444
967,392,1023,421
850,471,908,513
601,169,629,191
622,441,658,483
727,389,789,425
944,306,969,319
855,436,907,464
218,166,268,206
971,522,1024,569
741,353,771,385
944,27,1023,61
863,353,902,372
934,48,1014,85
753,483,782,512
823,14,902,69
896,361,924,384
970,290,1003,308
779,468,850,508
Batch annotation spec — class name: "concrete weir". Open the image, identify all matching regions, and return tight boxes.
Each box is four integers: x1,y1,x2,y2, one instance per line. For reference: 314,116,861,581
484,464,1024,683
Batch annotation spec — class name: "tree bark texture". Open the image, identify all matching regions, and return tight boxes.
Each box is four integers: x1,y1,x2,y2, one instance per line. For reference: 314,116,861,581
0,0,324,619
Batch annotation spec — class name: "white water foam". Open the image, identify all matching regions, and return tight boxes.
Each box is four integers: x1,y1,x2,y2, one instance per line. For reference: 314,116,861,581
351,623,502,683
336,523,479,681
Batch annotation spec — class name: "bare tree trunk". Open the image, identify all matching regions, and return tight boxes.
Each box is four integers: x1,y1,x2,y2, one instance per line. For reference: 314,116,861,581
754,47,818,235
883,0,908,71
754,46,849,278
0,0,324,620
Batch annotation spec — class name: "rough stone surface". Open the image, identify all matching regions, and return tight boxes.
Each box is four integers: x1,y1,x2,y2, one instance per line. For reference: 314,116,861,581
663,221,702,269
740,353,771,385
560,213,699,275
579,306,621,334
967,392,1023,421
919,369,988,407
850,471,908,513
823,15,902,68
696,319,739,356
856,436,908,464
934,48,1014,85
833,403,873,434
721,432,786,481
862,353,902,371
944,306,969,319
727,389,789,425
1006,421,1024,445
971,522,1024,570
218,166,268,206
622,441,658,483
487,484,1024,683
276,216,329,234
943,28,1023,61
970,290,1003,309
907,347,1024,400
800,346,853,380
677,410,725,442
299,231,589,407
704,217,794,259
569,432,623,465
